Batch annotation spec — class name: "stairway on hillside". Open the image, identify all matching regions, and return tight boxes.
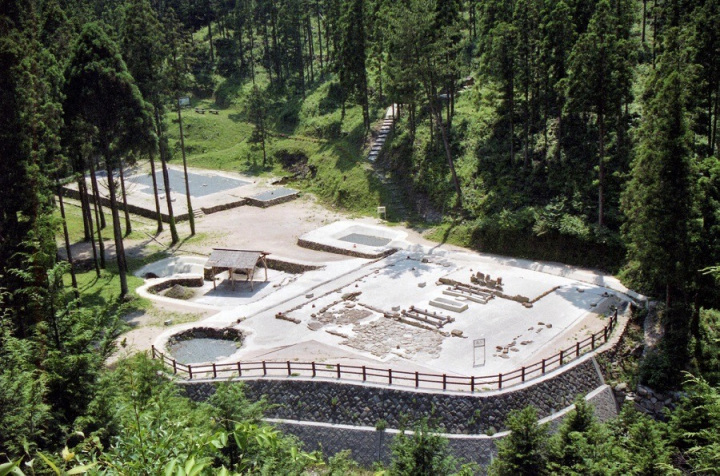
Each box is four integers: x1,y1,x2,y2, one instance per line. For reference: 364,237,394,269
366,105,411,221
366,105,444,223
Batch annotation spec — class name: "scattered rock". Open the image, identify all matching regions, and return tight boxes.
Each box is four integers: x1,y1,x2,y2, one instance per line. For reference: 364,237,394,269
306,293,314,298
451,329,464,337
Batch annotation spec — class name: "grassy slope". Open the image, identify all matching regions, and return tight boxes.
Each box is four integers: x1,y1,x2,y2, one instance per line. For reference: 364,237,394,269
164,76,386,215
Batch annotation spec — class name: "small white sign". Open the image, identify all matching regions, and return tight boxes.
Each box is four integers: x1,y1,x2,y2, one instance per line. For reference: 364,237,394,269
473,338,486,367
178,97,190,107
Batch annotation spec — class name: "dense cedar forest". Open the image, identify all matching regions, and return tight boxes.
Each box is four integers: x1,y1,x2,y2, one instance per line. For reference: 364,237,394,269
1,0,720,473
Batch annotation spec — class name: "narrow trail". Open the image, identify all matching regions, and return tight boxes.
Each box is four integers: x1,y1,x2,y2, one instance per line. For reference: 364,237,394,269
366,105,410,220
366,105,442,223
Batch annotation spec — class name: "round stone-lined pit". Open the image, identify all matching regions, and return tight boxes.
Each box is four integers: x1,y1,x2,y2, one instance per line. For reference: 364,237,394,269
167,327,244,364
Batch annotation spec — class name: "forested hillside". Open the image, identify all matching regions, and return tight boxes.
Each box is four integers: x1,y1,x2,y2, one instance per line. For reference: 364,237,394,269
1,0,720,473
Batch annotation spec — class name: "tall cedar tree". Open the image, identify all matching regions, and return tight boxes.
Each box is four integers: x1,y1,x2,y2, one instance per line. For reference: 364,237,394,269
622,31,698,366
565,0,634,228
63,22,156,297
337,0,369,128
386,0,463,209
121,0,179,243
0,0,63,338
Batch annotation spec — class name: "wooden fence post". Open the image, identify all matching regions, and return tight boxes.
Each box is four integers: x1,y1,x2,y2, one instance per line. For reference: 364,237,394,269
498,373,503,389
592,334,596,349
262,361,267,376
173,359,177,374
521,366,525,382
542,359,546,374
212,363,217,379
471,376,475,392
415,371,419,388
576,342,580,357
362,366,366,382
287,361,291,376
312,362,316,377
388,369,393,385
443,374,447,390
336,363,341,379
188,365,193,380
237,362,242,377
560,349,564,365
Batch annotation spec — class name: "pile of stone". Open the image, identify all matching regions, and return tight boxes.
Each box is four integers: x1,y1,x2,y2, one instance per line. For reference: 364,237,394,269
470,271,503,290
613,383,686,419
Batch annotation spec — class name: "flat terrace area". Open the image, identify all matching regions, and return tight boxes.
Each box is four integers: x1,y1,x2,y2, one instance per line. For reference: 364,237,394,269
66,162,298,217
147,221,631,381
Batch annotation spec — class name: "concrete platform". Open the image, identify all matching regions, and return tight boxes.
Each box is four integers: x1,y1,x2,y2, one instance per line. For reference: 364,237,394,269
144,220,632,380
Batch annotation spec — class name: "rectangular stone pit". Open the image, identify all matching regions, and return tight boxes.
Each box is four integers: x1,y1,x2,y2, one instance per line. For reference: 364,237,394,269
429,297,468,313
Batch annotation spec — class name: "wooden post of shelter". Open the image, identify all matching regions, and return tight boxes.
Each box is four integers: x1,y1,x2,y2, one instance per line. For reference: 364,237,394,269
206,248,271,292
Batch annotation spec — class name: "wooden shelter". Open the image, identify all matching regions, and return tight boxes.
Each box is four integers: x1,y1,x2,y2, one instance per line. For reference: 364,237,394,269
206,248,270,291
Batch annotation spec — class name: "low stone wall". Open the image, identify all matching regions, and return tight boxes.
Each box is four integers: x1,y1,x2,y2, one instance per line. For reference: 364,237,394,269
201,199,247,215
270,421,497,467
181,357,603,434
168,327,244,347
245,191,299,208
146,276,204,293
298,238,397,259
266,257,324,273
63,187,190,223
202,257,323,279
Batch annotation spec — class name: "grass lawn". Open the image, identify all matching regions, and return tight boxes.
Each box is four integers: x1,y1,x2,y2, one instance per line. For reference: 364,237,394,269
164,76,387,215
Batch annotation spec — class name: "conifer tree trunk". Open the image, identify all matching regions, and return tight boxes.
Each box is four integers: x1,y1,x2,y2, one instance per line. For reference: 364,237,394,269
149,154,163,234
105,157,129,297
208,20,214,63
316,3,324,71
118,160,132,235
90,158,106,229
176,100,195,235
77,175,91,241
57,181,78,295
154,105,179,244
88,157,106,268
79,172,100,276
598,114,605,227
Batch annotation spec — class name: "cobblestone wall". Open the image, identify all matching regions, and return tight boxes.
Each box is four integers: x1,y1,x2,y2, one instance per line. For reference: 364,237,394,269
181,357,603,434
249,383,615,469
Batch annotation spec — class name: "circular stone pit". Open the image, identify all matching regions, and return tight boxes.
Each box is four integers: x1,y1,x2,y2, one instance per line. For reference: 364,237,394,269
167,327,244,364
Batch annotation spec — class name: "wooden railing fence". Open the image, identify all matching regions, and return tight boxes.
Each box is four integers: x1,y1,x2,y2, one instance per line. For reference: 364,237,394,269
152,309,618,392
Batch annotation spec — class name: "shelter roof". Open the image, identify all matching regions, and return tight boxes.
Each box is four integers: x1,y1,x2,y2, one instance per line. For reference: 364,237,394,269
206,248,268,270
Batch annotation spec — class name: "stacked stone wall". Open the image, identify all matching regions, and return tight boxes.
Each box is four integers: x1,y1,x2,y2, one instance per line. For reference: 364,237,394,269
181,357,602,434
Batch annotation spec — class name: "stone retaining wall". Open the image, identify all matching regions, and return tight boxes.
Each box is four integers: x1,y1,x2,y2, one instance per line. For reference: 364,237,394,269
297,238,397,259
146,276,204,293
63,187,191,223
201,199,247,215
265,257,324,273
245,192,299,208
181,357,603,434
182,382,616,469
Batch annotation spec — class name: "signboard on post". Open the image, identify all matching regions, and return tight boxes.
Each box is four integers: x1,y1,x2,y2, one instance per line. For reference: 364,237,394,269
178,97,190,107
473,338,486,367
